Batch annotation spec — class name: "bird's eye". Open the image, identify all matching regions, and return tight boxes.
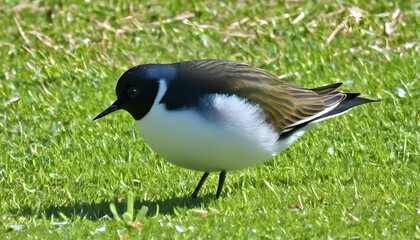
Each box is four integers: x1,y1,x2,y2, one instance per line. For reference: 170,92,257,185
127,87,138,98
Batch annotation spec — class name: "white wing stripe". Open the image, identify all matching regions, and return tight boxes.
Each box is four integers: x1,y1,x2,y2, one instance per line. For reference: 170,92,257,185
285,101,341,129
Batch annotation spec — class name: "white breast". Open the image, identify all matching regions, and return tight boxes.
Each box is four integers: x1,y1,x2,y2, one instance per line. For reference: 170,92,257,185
135,80,310,172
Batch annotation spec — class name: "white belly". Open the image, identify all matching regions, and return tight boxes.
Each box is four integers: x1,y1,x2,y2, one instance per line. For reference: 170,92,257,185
136,93,283,172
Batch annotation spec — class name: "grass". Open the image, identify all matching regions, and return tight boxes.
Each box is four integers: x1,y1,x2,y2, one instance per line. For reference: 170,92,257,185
0,0,419,238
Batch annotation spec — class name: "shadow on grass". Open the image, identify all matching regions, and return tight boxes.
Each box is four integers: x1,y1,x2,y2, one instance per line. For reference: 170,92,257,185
42,194,213,220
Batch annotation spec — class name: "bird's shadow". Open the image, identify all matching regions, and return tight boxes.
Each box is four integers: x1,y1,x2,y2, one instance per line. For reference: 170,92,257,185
40,195,213,221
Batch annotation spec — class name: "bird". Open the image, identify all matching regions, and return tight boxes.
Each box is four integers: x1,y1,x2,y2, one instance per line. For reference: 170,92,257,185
93,59,379,198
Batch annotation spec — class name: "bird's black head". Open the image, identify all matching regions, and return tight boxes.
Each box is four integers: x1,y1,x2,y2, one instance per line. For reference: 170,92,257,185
93,64,176,121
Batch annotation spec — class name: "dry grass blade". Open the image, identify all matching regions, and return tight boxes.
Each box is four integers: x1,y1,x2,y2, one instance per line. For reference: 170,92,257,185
13,13,31,46
397,40,420,53
385,9,401,36
327,17,348,44
95,20,116,32
348,6,364,24
292,12,305,24
289,203,304,210
28,31,55,48
148,12,195,26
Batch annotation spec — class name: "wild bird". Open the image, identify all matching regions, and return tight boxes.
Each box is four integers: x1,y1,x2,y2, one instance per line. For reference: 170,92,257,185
94,59,379,198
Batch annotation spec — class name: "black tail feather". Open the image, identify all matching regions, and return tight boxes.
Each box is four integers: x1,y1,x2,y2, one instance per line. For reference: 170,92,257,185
310,82,343,94
279,93,380,140
312,93,380,122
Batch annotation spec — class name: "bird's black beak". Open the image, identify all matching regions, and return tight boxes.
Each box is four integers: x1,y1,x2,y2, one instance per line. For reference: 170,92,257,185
93,101,121,121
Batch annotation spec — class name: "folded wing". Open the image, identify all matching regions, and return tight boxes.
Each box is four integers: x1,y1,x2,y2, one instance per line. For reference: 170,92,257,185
168,59,378,136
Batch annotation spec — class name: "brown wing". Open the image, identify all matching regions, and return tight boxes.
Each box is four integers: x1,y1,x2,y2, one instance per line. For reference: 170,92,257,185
174,59,328,134
219,80,326,133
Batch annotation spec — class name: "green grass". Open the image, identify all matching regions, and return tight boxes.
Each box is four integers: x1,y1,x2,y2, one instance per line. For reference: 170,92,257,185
1,0,419,238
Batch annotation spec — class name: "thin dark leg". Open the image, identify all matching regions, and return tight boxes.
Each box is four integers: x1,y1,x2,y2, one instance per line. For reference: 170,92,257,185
191,172,210,198
216,170,227,199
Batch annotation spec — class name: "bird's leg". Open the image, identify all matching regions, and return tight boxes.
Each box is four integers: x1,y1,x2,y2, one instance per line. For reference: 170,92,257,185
191,172,210,198
216,170,227,199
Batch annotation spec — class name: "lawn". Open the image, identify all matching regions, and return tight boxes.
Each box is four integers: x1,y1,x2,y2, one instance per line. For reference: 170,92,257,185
1,0,419,238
